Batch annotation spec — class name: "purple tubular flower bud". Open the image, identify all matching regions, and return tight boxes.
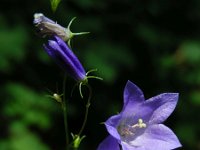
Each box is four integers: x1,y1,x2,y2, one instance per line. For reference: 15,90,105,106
43,35,86,81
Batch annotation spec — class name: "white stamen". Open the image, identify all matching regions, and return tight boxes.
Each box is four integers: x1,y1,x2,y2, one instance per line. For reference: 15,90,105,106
118,118,147,139
132,119,146,128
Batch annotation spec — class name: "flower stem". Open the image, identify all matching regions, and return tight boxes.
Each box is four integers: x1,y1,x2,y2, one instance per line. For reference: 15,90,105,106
78,84,92,136
62,74,69,149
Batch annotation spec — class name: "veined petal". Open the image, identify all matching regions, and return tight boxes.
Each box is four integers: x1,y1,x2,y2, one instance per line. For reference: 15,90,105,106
97,136,120,150
122,81,145,115
119,93,179,124
45,40,77,72
43,43,56,58
129,124,182,150
105,114,121,140
145,93,179,124
53,36,86,74
43,38,86,81
121,142,146,150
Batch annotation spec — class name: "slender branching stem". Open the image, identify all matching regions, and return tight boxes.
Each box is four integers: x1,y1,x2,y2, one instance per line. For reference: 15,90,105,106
62,73,69,150
78,84,92,136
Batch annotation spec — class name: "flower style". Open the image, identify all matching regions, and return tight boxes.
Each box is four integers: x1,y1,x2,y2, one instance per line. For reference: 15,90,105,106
44,35,86,81
98,80,182,150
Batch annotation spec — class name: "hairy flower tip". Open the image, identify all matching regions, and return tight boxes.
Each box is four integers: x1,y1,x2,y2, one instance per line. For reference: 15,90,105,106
43,35,86,81
33,13,89,45
33,13,69,41
97,80,182,150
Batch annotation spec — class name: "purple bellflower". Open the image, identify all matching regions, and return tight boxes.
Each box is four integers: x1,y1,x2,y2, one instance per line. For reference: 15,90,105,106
43,35,86,82
98,80,182,150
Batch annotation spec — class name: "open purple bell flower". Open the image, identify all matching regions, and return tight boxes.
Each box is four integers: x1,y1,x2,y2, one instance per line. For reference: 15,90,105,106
98,80,182,150
43,35,86,81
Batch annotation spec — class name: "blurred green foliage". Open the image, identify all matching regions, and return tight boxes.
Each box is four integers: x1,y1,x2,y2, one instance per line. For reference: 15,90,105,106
0,17,28,73
1,0,200,149
84,41,134,82
0,83,58,150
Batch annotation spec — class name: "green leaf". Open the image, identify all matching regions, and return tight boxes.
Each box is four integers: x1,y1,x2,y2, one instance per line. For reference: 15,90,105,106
50,0,61,12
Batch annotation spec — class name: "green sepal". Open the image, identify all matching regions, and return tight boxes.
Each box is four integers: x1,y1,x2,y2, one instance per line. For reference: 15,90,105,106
77,69,103,98
66,17,90,47
71,133,86,149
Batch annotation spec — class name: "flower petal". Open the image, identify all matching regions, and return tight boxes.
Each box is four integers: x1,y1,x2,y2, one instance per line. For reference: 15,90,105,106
145,93,179,124
43,39,86,81
97,136,120,150
53,36,86,74
44,40,77,73
121,142,146,150
129,124,182,150
122,81,145,115
105,114,121,140
119,93,179,124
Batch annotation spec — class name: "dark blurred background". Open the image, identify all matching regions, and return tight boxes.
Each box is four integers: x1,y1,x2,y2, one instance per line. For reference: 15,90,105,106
0,0,200,149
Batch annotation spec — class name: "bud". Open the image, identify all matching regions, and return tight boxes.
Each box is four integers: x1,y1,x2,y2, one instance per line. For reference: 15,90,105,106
43,35,86,81
71,134,86,149
33,13,89,45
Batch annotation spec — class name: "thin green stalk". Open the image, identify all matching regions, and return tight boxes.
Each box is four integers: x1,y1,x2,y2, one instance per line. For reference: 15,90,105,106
62,74,69,149
78,84,92,136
